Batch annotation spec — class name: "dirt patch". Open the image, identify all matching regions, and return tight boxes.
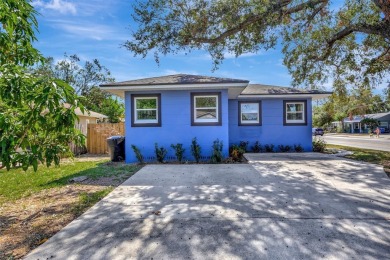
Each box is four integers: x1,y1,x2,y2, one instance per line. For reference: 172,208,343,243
0,171,129,259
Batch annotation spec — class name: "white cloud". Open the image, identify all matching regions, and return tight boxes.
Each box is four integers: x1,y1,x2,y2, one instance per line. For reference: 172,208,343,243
32,0,77,15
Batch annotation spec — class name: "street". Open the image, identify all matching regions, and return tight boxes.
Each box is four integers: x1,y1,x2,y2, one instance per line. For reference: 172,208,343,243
321,134,390,152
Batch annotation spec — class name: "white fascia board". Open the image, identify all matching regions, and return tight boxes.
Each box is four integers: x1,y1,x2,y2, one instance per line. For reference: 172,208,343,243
238,93,331,100
100,82,248,91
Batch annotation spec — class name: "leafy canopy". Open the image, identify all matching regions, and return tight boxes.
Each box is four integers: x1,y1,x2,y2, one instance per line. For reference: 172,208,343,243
34,54,124,123
0,0,84,171
126,0,390,88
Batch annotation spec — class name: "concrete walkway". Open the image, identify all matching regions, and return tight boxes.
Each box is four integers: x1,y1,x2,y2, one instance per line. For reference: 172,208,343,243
26,153,390,259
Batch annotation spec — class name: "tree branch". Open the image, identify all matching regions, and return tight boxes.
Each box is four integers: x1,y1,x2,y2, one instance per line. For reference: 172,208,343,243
189,0,327,44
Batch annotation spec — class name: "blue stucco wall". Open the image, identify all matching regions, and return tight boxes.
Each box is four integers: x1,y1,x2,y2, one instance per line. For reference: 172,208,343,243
125,90,229,163
228,98,313,151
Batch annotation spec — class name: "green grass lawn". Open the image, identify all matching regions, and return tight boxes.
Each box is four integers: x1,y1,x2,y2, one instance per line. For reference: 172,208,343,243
0,160,140,205
326,144,390,166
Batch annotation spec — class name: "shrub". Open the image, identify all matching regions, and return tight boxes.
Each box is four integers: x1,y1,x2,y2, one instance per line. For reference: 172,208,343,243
154,143,167,163
251,141,262,153
239,141,249,152
313,138,326,152
191,137,202,163
131,145,144,164
210,139,224,163
278,145,292,152
264,144,274,153
229,145,245,162
294,144,304,152
171,143,185,163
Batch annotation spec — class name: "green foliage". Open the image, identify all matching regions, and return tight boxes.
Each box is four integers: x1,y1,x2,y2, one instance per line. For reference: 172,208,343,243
251,141,262,153
210,139,223,163
154,143,167,163
229,145,245,162
264,144,274,153
360,118,379,131
171,143,185,163
71,188,113,217
34,54,123,123
294,144,304,153
190,137,202,163
239,141,249,152
278,145,292,153
127,0,390,88
101,98,125,123
0,160,140,205
0,1,85,171
313,138,326,152
131,145,144,164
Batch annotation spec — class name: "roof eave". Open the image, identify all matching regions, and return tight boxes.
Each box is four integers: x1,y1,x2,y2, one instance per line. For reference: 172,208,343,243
238,93,332,100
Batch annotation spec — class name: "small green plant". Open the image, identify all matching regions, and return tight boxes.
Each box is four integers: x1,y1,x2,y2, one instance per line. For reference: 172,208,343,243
251,141,262,153
294,144,304,152
229,145,245,162
131,145,144,164
210,139,224,163
239,141,249,152
154,143,167,163
191,137,202,163
264,144,274,153
278,145,292,152
171,143,185,163
313,138,326,152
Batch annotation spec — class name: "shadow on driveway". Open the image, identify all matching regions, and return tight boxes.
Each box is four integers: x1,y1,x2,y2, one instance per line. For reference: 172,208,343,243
25,153,390,259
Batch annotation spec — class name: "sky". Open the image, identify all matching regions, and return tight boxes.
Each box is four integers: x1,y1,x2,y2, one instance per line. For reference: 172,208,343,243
31,0,386,95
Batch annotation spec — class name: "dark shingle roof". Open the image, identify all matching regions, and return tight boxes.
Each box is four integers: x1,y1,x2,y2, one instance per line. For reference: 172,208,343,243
101,74,249,87
241,84,332,95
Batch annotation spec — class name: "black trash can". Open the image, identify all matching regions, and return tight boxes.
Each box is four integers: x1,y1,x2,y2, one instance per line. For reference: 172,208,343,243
107,136,125,162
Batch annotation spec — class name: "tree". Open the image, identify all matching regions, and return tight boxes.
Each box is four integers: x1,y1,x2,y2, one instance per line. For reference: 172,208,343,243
34,54,123,122
0,0,84,171
101,98,125,123
126,0,390,89
33,53,124,123
360,118,379,132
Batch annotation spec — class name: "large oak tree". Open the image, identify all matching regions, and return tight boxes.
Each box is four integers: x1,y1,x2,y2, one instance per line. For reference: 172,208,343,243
125,0,390,89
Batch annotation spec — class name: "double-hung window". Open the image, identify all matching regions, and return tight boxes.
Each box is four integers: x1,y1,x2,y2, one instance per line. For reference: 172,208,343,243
131,94,161,127
283,100,307,125
191,93,221,126
238,101,261,126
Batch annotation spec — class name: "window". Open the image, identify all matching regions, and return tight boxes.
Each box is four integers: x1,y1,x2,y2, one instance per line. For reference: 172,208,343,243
191,92,221,126
131,94,161,127
283,100,307,126
238,101,261,126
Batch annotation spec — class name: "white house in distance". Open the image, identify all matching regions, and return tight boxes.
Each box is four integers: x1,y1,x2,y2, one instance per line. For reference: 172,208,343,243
63,103,108,136
332,111,390,133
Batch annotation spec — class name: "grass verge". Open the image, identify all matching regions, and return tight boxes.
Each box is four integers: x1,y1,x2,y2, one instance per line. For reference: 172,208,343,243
0,160,140,205
0,158,141,259
326,144,390,175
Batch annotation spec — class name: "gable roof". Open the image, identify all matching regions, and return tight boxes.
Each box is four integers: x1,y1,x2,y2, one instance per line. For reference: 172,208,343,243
63,103,108,118
101,74,249,87
344,112,390,122
101,74,332,100
241,84,332,95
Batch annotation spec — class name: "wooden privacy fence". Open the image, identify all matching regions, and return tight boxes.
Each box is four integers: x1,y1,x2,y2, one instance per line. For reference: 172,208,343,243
87,123,125,154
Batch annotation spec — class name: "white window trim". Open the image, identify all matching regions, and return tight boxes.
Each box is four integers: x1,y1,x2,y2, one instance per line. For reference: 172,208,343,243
134,97,159,124
240,102,260,124
193,95,219,123
285,102,305,124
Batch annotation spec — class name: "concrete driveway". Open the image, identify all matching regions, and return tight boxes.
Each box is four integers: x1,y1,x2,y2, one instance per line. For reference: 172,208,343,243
26,153,390,259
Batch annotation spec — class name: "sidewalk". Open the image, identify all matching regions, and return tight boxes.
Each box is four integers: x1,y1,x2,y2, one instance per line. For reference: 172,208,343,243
325,133,390,140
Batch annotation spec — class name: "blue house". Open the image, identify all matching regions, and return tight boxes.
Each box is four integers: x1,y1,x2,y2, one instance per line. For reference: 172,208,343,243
101,74,331,163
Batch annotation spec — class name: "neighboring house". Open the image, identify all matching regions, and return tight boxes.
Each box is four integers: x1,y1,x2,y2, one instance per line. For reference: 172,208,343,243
63,103,108,136
340,112,390,133
100,74,331,163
